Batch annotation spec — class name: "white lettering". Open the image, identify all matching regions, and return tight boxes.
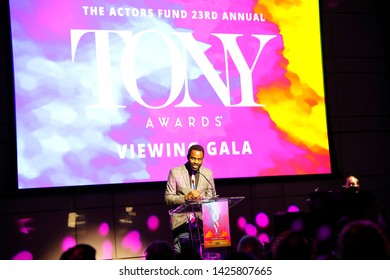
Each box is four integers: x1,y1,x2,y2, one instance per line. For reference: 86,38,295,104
158,117,170,127
116,144,128,159
215,116,222,127
70,29,275,109
146,117,154,128
174,118,182,127
219,141,230,155
188,117,195,127
242,141,252,154
221,12,265,22
232,141,240,155
115,141,253,159
208,142,217,156
138,144,146,158
201,117,209,127
144,115,223,128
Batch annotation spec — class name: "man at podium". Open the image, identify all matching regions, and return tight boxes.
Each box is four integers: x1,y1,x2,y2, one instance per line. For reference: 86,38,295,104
165,144,216,254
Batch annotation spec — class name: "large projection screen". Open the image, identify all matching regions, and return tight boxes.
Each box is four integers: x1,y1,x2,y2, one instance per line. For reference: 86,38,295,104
9,1,331,189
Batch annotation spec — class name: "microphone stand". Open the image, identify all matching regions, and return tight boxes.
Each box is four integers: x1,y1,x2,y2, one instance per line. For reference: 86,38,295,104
199,172,218,199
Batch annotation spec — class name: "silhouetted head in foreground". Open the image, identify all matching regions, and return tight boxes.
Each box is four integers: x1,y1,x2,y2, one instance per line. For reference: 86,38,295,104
237,235,265,259
145,240,176,260
271,230,316,260
60,244,96,260
336,219,390,260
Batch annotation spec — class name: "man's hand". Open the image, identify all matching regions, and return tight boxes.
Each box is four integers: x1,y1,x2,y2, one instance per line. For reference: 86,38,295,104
185,190,201,200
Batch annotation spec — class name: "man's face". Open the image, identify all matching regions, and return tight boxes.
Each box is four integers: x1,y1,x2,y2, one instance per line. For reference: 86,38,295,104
188,150,204,172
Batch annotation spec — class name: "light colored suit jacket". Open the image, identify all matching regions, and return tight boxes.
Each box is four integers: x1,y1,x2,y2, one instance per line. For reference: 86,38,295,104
165,164,215,230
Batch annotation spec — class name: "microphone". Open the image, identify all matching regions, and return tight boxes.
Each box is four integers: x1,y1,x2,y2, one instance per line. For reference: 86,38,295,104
199,172,217,199
191,172,196,190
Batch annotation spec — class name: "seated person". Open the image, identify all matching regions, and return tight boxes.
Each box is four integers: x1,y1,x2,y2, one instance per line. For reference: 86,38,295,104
342,175,360,192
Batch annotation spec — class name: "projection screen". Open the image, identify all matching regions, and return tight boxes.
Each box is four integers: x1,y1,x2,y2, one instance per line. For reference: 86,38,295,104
9,0,331,189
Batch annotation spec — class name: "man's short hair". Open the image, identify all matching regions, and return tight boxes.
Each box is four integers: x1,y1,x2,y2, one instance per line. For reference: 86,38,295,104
187,144,205,159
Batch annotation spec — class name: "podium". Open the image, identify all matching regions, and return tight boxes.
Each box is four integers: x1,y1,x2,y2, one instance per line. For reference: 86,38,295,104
169,196,244,256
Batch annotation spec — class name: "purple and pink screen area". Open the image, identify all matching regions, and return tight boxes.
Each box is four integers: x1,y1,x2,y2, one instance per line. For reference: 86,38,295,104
10,0,330,189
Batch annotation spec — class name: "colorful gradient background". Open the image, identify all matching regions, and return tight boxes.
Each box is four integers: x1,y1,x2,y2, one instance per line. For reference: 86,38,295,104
203,199,231,248
10,0,331,189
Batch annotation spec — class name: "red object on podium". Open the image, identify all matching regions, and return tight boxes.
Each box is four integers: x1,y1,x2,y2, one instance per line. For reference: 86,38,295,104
202,199,231,248
169,196,244,249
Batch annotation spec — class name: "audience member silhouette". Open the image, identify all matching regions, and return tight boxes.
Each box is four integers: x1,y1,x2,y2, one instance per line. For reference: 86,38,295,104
335,219,390,260
60,244,96,260
271,230,316,260
337,188,389,238
222,250,257,260
340,188,376,218
144,240,176,260
175,247,203,260
237,235,265,260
